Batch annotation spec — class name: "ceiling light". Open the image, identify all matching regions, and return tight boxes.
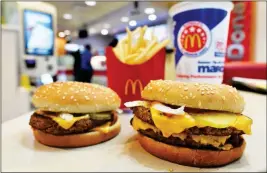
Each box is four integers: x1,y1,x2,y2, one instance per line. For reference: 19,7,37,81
144,8,155,14
58,32,65,38
148,14,157,21
64,30,71,35
85,1,96,6
121,16,129,22
129,20,137,27
63,13,72,20
103,23,111,29
101,29,109,35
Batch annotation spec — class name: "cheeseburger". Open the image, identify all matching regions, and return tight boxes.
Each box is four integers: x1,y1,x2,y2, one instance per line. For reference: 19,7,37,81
125,80,252,167
29,82,121,147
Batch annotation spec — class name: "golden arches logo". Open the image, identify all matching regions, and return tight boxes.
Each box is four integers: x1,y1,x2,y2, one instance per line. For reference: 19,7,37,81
184,34,202,49
124,79,143,95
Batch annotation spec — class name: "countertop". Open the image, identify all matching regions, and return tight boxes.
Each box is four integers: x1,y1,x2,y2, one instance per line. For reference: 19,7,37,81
2,91,266,172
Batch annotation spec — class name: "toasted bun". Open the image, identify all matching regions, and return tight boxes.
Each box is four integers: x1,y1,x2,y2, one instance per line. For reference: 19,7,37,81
32,114,121,147
32,82,121,113
138,134,246,167
142,80,244,113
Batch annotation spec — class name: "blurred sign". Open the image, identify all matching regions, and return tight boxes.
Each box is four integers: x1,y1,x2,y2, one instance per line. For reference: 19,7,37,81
226,1,256,62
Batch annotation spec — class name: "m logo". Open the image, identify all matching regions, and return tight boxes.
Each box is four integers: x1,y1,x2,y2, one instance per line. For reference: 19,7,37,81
124,79,143,95
184,34,202,49
177,21,211,57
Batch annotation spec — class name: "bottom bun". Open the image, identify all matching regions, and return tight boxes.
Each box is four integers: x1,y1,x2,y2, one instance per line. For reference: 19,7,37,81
32,115,121,148
138,134,246,167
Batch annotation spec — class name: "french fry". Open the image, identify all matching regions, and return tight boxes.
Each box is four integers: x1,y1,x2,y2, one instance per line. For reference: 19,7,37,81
140,26,148,48
118,42,124,59
123,42,128,58
120,27,141,43
124,53,138,63
126,27,132,55
144,39,170,62
132,39,157,64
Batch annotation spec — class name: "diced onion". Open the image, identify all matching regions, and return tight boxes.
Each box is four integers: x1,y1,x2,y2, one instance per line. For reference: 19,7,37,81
60,113,73,121
151,103,185,115
124,101,149,108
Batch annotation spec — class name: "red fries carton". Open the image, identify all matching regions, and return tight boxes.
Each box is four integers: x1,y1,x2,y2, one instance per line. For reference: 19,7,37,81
106,47,165,108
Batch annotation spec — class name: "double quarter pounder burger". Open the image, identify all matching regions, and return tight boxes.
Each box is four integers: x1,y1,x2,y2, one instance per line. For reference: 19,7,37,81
125,80,252,167
29,82,121,147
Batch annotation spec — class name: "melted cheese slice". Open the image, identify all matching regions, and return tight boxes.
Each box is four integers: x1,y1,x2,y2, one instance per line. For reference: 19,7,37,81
92,122,111,133
150,108,252,137
44,113,112,132
46,114,89,129
191,135,230,148
132,116,233,150
151,108,195,137
132,115,159,133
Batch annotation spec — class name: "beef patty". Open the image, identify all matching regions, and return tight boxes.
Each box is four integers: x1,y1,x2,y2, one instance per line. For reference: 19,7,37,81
132,106,244,136
29,111,112,135
138,129,243,151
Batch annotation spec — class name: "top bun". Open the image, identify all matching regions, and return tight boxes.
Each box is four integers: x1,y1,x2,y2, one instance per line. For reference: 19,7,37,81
141,80,245,113
32,82,121,113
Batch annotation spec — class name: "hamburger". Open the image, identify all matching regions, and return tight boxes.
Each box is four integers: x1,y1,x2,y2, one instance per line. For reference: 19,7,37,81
29,81,121,147
125,80,252,167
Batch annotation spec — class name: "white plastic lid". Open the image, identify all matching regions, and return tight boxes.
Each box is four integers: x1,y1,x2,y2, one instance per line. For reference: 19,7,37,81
169,2,234,17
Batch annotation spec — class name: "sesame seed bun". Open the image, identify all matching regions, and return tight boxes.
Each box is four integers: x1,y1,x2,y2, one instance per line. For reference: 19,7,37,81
138,134,246,167
32,82,121,113
141,80,245,113
32,113,121,147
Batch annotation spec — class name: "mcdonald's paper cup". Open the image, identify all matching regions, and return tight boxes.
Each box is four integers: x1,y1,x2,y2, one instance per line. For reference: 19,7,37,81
169,2,233,84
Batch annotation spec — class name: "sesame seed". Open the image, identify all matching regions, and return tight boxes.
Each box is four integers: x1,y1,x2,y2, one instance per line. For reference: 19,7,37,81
74,99,77,102
189,93,193,97
184,87,188,91
93,96,97,99
222,96,226,100
211,91,215,94
201,92,205,95
70,96,74,99
198,102,202,107
185,96,189,99
207,91,210,95
168,168,174,172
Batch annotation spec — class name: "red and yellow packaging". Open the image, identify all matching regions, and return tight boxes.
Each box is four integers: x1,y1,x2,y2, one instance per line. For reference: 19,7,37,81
106,47,165,108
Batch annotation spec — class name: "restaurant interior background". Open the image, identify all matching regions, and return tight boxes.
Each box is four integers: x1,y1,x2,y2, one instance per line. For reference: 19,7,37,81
1,1,266,122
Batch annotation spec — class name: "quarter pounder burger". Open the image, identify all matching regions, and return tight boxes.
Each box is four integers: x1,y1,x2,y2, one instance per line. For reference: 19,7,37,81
125,80,252,167
29,82,121,147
